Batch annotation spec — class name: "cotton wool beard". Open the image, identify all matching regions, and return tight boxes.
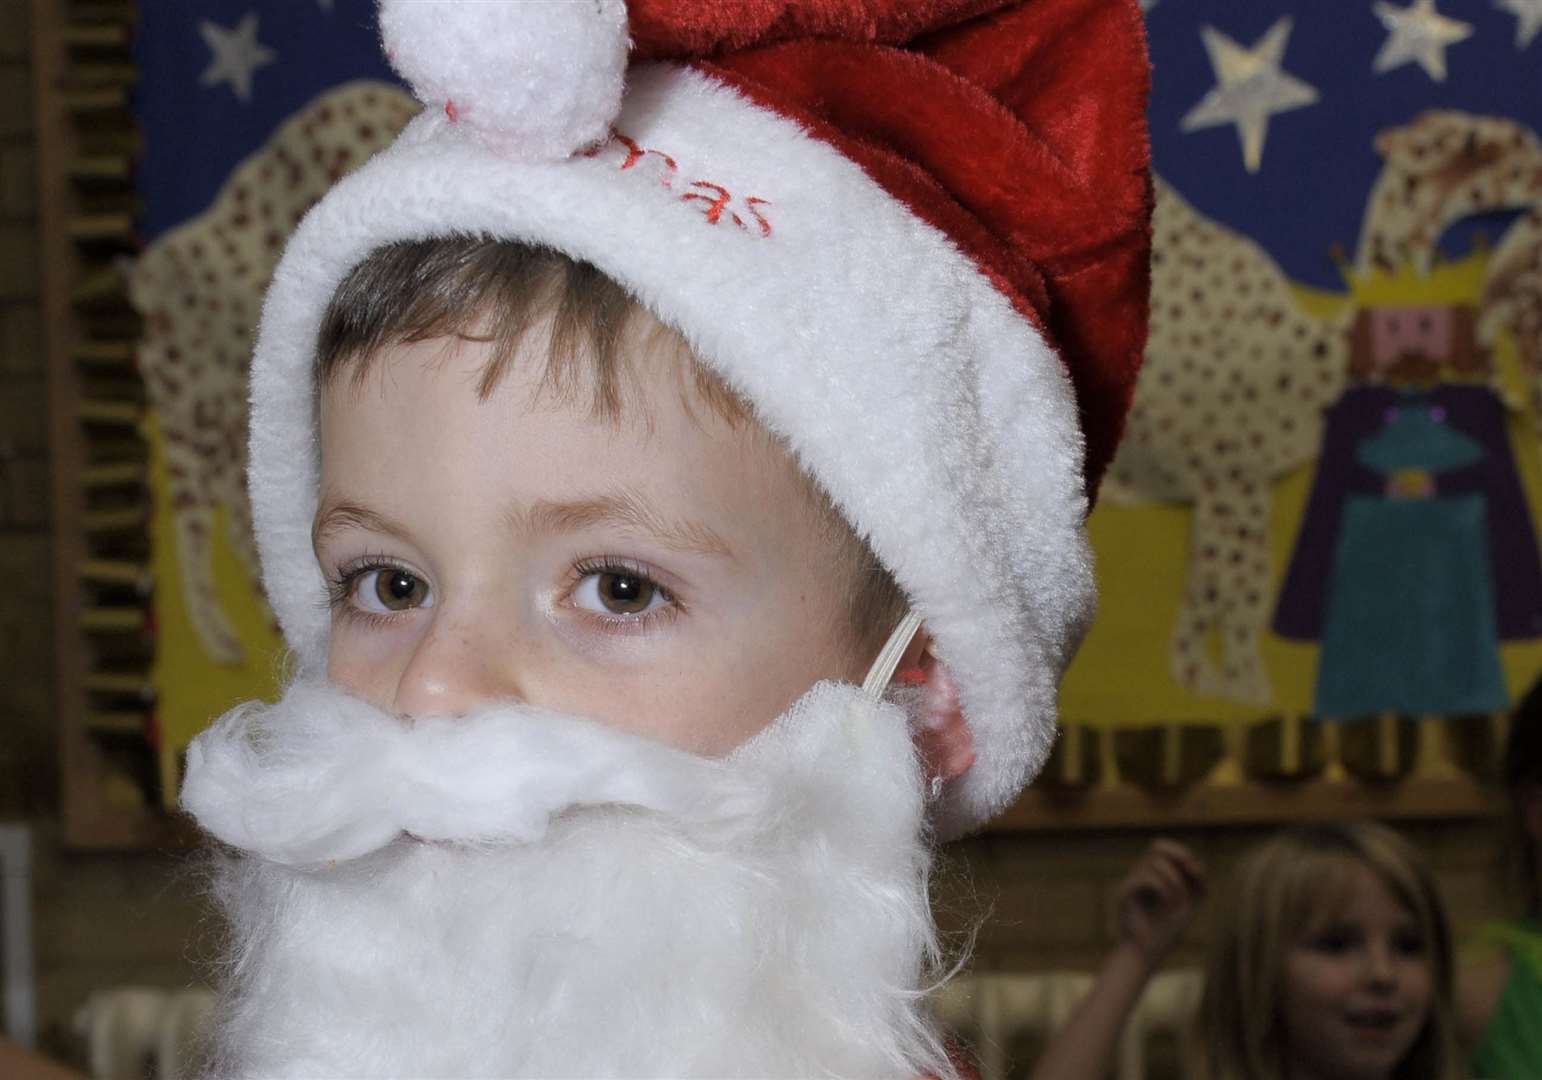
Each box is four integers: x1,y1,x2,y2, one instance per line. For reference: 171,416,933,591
183,677,957,1080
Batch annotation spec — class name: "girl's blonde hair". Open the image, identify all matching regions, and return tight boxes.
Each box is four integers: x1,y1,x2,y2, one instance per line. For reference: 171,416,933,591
1191,820,1461,1080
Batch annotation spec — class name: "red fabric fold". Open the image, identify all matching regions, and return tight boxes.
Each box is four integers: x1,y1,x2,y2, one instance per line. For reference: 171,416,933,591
629,0,1015,58
635,0,1151,497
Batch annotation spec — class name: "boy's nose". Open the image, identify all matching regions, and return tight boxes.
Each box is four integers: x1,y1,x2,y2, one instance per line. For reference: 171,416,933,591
392,615,524,717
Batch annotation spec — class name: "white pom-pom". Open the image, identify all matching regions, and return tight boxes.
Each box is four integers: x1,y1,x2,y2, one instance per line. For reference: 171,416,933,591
379,0,629,160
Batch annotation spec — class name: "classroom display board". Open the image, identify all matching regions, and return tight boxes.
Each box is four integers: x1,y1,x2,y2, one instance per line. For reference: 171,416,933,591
65,0,1542,838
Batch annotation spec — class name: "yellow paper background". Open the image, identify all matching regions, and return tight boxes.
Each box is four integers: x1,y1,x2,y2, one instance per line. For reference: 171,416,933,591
146,412,284,805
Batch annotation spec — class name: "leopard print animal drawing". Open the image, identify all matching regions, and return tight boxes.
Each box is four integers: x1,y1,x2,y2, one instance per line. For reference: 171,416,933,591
1358,111,1542,275
1104,177,1352,704
128,81,417,664
1482,207,1542,425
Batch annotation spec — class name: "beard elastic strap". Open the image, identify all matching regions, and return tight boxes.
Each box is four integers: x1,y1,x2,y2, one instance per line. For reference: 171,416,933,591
860,609,923,701
860,610,950,800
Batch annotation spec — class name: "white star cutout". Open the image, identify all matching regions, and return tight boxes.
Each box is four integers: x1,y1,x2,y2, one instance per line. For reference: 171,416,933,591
1496,0,1542,48
1373,0,1473,81
1180,18,1320,174
198,12,276,103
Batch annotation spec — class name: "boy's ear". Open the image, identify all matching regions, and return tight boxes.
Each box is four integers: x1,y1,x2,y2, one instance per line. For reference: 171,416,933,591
896,629,976,784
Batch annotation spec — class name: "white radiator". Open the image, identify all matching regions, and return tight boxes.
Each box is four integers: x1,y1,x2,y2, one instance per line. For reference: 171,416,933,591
76,970,1202,1080
74,987,215,1080
933,969,1203,1080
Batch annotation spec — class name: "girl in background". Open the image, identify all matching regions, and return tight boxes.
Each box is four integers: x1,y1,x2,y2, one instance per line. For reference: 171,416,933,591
1459,690,1542,1077
1194,820,1461,1080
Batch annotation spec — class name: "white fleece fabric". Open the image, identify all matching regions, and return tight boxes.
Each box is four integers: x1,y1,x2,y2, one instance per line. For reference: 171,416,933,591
378,0,627,161
247,62,1094,835
185,677,954,1079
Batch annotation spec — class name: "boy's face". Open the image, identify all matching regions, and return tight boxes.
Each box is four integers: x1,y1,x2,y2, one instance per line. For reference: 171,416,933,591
315,330,872,754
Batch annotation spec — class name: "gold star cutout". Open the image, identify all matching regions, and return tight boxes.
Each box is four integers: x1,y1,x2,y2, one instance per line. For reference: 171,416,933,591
1496,0,1542,48
1373,0,1473,81
1180,18,1320,174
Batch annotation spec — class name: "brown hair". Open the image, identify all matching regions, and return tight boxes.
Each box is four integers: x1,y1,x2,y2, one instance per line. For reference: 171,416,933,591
315,237,908,658
1191,820,1461,1080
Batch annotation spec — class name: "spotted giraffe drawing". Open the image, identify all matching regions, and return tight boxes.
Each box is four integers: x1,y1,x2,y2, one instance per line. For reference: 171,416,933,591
128,81,417,664
1107,111,1542,705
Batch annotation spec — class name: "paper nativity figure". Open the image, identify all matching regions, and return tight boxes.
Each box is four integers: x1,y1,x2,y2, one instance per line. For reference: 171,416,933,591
1273,299,1542,718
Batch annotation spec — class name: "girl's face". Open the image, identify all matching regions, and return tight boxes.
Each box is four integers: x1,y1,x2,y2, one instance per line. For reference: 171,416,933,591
1279,864,1433,1080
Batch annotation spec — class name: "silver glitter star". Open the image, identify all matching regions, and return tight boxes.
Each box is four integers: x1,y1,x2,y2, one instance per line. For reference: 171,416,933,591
1180,17,1320,173
1496,0,1542,48
1373,0,1473,81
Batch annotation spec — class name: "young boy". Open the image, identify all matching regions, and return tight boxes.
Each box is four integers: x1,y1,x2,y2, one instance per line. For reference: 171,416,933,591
180,1,1153,1076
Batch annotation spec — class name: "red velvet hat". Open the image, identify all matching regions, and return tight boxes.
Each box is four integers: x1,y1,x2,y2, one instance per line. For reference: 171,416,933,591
248,0,1153,833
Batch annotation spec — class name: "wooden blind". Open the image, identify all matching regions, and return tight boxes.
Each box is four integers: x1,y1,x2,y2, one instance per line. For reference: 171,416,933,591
36,0,192,848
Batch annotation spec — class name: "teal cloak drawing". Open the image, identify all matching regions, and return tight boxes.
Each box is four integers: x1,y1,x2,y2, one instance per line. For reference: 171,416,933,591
1314,396,1508,716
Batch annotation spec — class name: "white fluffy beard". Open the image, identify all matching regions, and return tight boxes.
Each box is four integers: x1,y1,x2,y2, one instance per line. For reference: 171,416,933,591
181,677,957,1079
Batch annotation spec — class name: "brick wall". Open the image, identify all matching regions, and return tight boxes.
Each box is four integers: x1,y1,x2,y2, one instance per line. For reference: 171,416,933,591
0,1,1507,1069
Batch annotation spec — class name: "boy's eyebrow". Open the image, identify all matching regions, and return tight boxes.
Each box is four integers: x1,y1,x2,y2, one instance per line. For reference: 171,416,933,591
312,501,410,550
510,493,734,558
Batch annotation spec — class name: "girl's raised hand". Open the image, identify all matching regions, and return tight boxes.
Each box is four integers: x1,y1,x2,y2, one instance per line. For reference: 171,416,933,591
1113,839,1206,970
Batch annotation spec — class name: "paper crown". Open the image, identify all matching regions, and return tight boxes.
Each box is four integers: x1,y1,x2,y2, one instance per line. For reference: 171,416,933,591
1343,250,1487,308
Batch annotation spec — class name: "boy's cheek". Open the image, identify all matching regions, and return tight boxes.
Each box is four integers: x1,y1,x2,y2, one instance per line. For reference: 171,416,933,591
561,672,772,757
326,625,412,711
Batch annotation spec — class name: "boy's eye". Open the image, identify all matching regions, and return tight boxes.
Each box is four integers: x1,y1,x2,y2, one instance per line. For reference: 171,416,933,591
357,567,432,613
574,569,668,616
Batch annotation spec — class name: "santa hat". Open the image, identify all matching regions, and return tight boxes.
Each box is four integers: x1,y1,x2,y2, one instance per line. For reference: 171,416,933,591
247,0,1152,836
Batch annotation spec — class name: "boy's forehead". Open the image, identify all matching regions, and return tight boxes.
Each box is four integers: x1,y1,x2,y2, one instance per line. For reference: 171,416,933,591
317,334,827,527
